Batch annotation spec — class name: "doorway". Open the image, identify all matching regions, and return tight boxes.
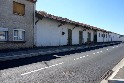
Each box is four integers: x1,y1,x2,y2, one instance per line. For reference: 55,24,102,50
87,32,91,42
94,31,97,43
68,29,72,45
79,31,83,45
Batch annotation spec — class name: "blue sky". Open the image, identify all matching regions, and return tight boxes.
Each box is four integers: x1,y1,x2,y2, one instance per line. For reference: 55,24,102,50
36,0,124,35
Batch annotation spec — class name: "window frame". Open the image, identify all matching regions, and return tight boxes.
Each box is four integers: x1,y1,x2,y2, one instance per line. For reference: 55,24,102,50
101,34,103,37
103,34,105,38
0,28,8,41
13,29,25,41
99,33,100,37
109,35,111,38
13,1,25,16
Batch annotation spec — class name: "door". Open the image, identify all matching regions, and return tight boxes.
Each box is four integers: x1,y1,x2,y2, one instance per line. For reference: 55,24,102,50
79,31,83,45
87,32,91,42
94,31,97,43
68,29,72,45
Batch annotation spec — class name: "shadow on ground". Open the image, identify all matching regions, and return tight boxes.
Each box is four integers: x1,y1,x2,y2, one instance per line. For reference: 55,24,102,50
0,43,118,70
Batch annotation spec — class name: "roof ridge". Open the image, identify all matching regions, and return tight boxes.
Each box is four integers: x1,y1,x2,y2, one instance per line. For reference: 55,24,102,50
35,10,119,34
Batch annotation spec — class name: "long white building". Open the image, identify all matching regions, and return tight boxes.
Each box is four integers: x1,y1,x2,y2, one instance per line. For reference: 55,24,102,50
34,11,122,47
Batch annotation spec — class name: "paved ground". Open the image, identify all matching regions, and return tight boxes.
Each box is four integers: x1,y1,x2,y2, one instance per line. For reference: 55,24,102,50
0,45,84,61
0,43,124,83
113,66,124,79
0,43,117,61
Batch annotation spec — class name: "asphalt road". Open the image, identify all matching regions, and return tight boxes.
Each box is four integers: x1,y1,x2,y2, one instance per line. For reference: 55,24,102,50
0,43,124,83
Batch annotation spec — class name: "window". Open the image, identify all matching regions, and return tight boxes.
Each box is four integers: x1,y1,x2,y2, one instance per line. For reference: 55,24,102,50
101,34,103,37
13,29,25,41
99,33,100,37
109,35,111,38
0,28,8,41
13,1,25,16
0,31,8,41
102,34,105,38
101,34,104,37
104,34,105,37
106,34,107,38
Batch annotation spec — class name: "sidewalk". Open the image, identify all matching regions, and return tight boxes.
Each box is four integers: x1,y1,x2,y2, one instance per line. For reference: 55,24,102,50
0,42,120,61
108,58,124,83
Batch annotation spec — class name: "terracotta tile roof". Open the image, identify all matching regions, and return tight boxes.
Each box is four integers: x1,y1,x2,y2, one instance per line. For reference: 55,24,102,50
35,11,117,34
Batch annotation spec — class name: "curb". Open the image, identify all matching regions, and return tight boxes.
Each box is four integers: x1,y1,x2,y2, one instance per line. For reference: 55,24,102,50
101,56,124,83
108,79,124,83
108,58,124,83
0,46,85,61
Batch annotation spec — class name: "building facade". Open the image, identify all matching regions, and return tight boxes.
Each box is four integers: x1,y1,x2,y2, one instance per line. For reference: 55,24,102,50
0,2,122,50
35,17,86,47
120,35,124,42
0,0,36,50
35,11,98,47
35,11,122,47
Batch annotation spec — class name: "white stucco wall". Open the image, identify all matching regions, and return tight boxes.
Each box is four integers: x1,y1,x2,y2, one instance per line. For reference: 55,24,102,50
108,33,120,42
110,33,117,42
83,31,87,43
97,31,103,42
35,16,122,47
35,18,60,46
35,17,89,46
109,33,113,42
88,29,94,42
104,33,109,42
72,27,82,45
83,29,94,43
120,36,124,42
113,34,120,41
97,31,110,42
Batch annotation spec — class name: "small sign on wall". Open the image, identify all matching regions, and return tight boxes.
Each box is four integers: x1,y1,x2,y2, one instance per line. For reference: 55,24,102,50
62,32,65,35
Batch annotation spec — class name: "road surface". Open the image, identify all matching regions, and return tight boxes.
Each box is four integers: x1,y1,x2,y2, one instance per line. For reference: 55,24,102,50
0,43,124,83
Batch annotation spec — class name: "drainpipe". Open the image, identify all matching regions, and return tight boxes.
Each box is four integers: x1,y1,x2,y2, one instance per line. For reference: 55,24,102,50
33,3,36,47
